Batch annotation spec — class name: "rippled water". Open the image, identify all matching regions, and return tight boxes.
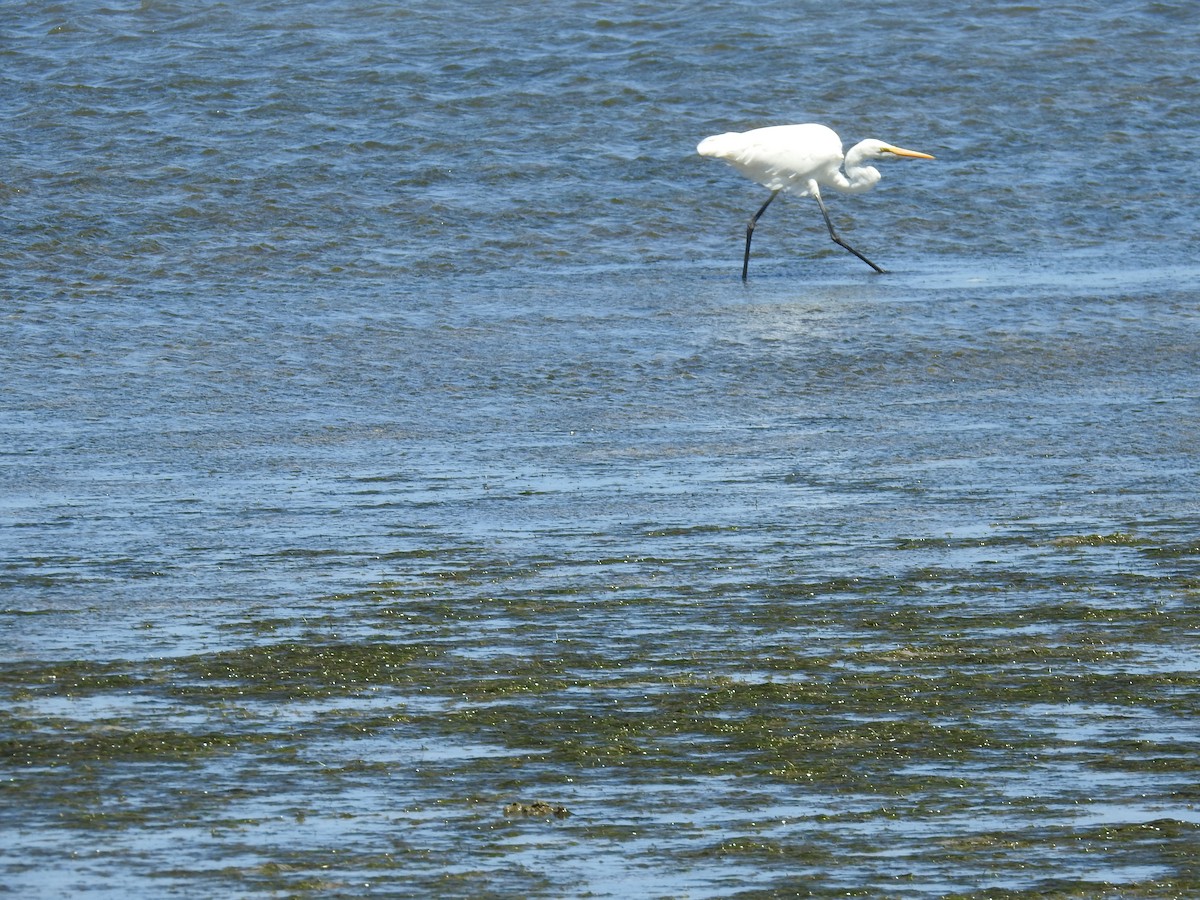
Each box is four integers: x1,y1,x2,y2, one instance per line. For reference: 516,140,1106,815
4,1,1200,897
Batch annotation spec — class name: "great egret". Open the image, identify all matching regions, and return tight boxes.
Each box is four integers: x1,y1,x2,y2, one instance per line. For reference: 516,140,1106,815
697,123,934,279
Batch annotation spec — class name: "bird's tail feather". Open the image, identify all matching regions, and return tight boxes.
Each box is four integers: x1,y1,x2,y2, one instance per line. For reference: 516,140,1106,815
696,132,743,159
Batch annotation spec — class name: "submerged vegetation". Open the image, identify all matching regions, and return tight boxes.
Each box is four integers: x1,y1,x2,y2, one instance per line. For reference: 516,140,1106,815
4,526,1200,897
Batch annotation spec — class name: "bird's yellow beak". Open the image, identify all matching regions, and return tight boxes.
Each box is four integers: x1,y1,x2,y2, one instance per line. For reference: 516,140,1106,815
883,145,935,159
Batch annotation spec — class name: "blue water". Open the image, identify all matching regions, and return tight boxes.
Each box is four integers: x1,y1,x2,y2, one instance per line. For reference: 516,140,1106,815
3,1,1200,897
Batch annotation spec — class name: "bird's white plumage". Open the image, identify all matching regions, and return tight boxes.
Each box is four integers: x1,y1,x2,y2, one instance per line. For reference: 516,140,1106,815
697,123,847,197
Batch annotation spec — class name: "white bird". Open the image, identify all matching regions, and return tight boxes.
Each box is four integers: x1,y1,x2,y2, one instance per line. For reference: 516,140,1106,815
697,123,934,279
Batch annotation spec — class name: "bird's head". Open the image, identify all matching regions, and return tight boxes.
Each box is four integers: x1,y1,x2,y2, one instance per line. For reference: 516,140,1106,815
858,139,936,161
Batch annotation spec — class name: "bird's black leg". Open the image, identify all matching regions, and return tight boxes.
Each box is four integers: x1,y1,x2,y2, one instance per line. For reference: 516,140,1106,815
743,189,780,281
813,192,885,274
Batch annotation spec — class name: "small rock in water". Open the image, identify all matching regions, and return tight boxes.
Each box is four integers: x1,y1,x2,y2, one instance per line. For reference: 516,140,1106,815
503,800,571,819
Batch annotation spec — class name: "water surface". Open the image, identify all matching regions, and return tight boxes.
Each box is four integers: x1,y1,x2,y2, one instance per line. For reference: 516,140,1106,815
3,1,1200,897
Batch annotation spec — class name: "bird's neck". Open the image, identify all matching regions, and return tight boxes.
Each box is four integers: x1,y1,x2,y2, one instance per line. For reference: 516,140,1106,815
837,143,883,194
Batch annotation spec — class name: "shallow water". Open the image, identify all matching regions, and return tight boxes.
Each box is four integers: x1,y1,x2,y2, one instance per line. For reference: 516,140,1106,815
4,1,1200,897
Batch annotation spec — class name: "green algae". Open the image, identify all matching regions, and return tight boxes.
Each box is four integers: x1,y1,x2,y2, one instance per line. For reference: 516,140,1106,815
1,721,253,767
4,558,1200,898
0,659,150,697
172,641,441,699
1051,532,1149,548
